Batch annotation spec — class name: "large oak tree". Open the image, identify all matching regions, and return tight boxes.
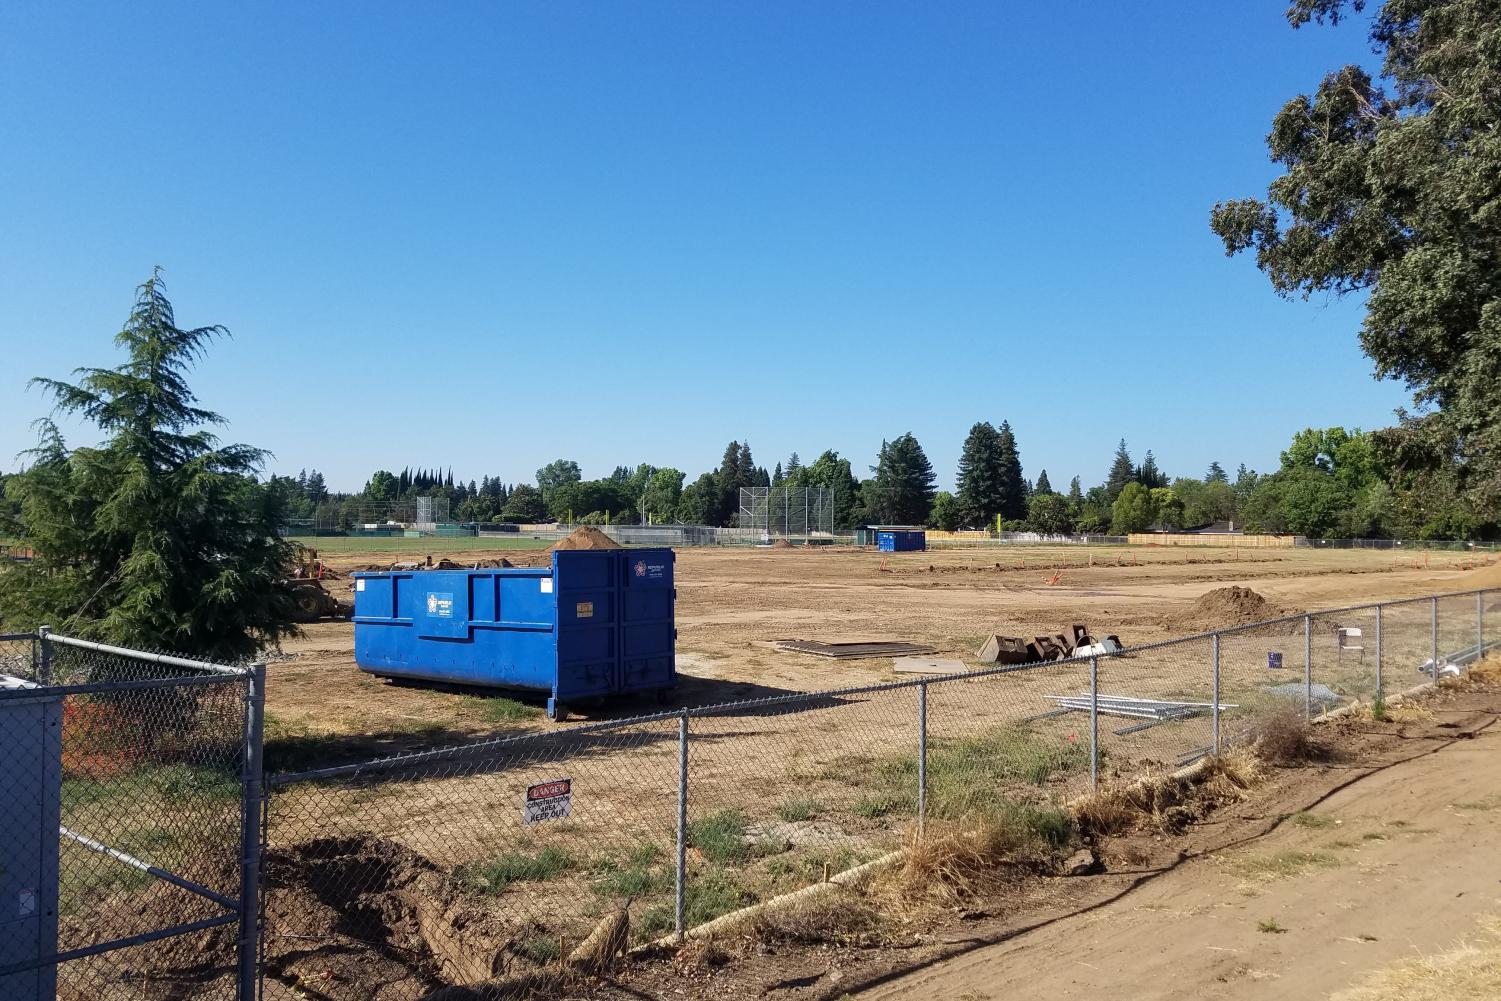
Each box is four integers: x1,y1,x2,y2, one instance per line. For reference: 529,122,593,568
1212,0,1501,528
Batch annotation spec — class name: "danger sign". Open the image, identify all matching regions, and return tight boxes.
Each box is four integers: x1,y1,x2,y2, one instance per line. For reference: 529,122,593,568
524,778,573,824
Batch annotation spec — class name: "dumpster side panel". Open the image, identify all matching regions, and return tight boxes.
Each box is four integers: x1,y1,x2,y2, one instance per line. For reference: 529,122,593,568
352,551,677,703
353,569,559,693
553,552,619,702
620,549,676,692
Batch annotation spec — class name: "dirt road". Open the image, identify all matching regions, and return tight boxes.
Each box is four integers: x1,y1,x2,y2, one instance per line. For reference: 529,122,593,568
856,695,1501,1001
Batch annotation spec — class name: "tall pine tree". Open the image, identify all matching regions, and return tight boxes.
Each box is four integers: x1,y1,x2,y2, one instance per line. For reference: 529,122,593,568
1136,450,1166,489
869,433,937,525
1035,469,1053,495
954,422,1005,528
1105,439,1135,502
0,271,298,659
995,420,1026,521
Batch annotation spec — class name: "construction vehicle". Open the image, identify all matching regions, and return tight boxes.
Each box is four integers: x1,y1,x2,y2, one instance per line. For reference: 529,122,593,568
285,548,354,623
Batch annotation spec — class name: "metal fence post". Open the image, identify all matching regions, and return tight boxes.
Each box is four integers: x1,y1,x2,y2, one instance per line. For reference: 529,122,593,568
675,710,689,939
1089,656,1099,791
917,681,928,833
1211,634,1221,756
38,624,52,685
1303,615,1312,720
1374,604,1383,699
1431,596,1439,680
237,661,266,1001
1479,591,1486,661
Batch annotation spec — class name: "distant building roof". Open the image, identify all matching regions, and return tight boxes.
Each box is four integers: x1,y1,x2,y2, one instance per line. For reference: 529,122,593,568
1185,521,1242,534
865,525,927,532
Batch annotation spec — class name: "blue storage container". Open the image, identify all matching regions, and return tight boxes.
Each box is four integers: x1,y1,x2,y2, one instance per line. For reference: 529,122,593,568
876,530,926,552
353,548,676,719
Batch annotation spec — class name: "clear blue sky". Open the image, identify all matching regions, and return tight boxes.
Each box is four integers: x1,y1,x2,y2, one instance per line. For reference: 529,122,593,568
0,2,1404,494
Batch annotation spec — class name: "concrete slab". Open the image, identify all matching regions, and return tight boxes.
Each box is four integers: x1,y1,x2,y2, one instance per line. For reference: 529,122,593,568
892,656,967,675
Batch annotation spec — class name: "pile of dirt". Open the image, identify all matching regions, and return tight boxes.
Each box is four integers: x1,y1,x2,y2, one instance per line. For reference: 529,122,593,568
59,852,241,1000
262,835,529,998
1456,559,1501,590
548,526,622,551
771,539,795,550
1178,586,1290,631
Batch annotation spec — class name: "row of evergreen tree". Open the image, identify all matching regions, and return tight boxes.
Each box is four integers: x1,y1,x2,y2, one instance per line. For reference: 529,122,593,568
270,424,1198,533
269,419,1486,541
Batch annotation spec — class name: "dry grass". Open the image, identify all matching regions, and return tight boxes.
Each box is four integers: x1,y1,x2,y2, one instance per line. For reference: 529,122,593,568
1071,747,1265,838
873,806,1072,908
1202,747,1266,794
749,887,887,946
1251,706,1321,764
1462,657,1501,685
671,937,731,974
1387,701,1437,724
1228,849,1342,882
1071,787,1142,837
1330,915,1501,1001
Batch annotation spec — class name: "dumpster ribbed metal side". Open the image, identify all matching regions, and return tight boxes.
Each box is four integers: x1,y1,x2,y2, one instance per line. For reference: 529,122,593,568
353,549,677,718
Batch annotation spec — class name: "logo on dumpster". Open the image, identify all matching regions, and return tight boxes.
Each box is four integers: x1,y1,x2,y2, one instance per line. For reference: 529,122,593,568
634,560,647,577
426,592,454,618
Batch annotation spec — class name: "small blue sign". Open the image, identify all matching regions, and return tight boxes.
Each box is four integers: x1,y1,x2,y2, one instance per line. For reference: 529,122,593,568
1267,651,1284,670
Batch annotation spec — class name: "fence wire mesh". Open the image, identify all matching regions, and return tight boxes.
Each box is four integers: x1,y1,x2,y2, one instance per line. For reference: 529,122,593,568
4,587,1498,1000
253,587,1500,1000
684,689,919,928
0,634,249,1001
1095,636,1218,775
262,716,681,999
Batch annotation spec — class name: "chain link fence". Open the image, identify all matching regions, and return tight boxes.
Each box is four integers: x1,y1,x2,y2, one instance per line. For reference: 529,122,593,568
253,585,1499,1000
0,631,258,1001
3,589,1496,999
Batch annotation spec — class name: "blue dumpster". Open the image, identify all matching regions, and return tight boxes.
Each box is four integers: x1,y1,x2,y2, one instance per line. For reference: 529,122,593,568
353,548,676,719
876,530,926,552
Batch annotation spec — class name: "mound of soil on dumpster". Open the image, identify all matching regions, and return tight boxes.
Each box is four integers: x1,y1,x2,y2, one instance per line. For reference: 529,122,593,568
548,526,622,551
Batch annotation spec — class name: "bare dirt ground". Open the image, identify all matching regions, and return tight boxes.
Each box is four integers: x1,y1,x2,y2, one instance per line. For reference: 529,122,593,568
857,692,1501,1000
591,676,1501,1001
269,544,1495,750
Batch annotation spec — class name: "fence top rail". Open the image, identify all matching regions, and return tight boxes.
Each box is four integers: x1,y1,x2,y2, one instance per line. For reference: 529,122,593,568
0,632,36,642
268,584,1499,787
0,671,247,701
45,633,248,677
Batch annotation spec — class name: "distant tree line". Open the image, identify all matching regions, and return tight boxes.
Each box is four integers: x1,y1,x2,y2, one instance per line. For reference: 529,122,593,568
274,420,1499,540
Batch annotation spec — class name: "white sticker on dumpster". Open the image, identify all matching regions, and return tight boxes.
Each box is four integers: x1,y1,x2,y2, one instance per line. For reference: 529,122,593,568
633,559,667,580
524,778,572,824
425,592,453,618
356,579,366,591
540,578,553,594
18,889,36,917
